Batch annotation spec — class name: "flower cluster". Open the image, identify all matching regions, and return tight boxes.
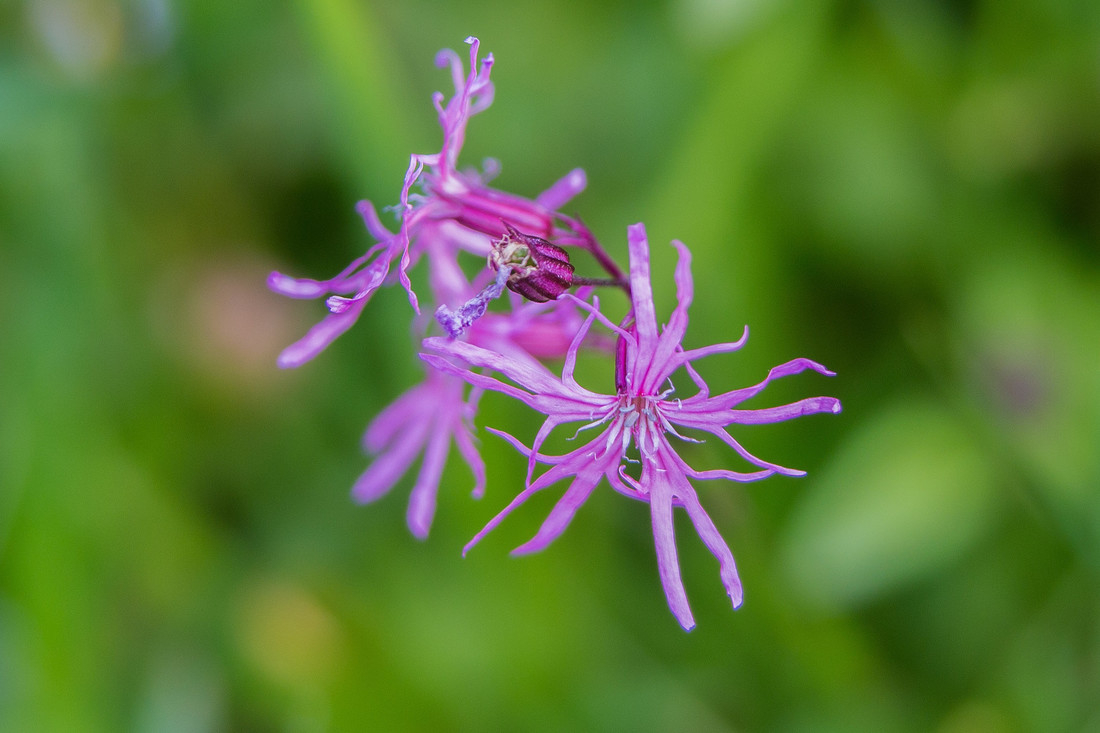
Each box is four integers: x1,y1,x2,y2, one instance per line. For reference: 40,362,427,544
271,37,840,630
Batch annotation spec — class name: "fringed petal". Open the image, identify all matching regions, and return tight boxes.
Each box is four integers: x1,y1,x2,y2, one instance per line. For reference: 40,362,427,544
511,465,602,555
626,223,659,357
727,396,843,424
643,240,694,392
684,358,837,411
276,296,368,368
362,382,431,453
406,423,452,539
536,168,587,210
351,417,432,504
648,462,695,631
453,419,487,499
667,452,743,610
673,325,750,368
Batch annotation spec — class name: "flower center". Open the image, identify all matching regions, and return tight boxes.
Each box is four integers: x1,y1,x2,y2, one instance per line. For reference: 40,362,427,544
490,235,535,275
616,393,665,460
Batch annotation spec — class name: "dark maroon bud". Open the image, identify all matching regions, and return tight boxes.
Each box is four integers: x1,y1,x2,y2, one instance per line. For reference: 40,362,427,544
488,222,575,302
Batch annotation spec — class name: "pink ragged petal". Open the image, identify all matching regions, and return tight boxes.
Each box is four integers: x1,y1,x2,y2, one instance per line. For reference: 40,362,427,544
452,420,487,499
526,413,576,486
606,464,647,502
535,168,587,210
687,358,837,411
626,223,659,357
681,360,712,398
667,453,743,610
727,396,843,424
562,294,637,345
463,443,606,557
435,46,466,95
665,417,806,477
399,157,426,211
351,417,432,504
420,353,544,412
674,326,750,368
681,466,776,482
396,239,419,314
642,240,694,392
356,199,395,241
268,244,385,299
462,478,543,557
463,35,481,80
406,423,452,539
562,297,599,390
431,38,494,174
467,62,495,116
421,338,568,398
267,271,331,299
660,434,780,486
510,466,602,556
276,297,368,368
362,382,431,453
649,467,695,631
485,427,568,466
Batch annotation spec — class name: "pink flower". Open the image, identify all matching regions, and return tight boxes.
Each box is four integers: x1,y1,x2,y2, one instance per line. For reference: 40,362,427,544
269,37,589,368
422,223,841,630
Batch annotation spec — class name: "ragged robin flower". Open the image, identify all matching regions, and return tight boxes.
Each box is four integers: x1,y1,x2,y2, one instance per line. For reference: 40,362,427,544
268,36,603,537
422,223,841,630
268,36,591,368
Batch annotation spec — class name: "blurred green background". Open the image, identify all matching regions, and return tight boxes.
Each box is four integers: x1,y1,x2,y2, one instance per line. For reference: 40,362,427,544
2,0,1099,730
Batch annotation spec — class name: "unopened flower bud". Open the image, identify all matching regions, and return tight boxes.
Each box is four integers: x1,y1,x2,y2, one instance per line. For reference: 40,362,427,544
489,222,574,302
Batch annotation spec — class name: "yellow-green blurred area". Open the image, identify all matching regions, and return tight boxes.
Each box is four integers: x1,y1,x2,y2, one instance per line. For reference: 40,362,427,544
2,0,1099,729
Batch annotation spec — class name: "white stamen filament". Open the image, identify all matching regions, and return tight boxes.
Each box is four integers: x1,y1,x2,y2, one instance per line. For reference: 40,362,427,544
593,389,706,464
